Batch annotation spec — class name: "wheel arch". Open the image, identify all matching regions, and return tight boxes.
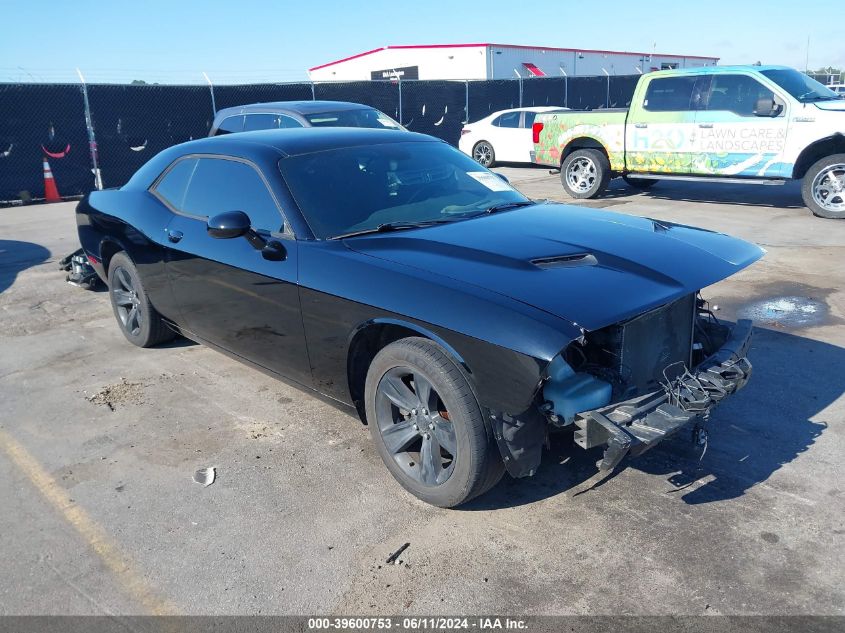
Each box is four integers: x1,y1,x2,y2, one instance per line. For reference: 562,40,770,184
560,136,610,164
346,318,472,423
99,237,129,275
792,134,845,179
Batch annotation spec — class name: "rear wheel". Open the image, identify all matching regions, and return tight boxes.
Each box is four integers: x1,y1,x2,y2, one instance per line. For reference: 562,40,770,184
365,337,504,507
108,252,175,348
802,154,845,219
472,141,496,168
561,149,610,199
624,175,657,190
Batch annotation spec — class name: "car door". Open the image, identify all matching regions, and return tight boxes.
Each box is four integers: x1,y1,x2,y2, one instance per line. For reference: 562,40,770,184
695,73,790,177
155,155,312,387
625,74,703,174
489,111,523,162
519,111,541,163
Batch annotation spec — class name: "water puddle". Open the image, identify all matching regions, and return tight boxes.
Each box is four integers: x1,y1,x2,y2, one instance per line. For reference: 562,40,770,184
738,295,829,328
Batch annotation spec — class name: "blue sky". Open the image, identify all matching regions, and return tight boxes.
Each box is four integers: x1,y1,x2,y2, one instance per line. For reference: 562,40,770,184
1,0,842,83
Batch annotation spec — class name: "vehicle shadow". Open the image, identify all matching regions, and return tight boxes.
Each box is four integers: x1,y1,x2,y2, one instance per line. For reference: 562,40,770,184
463,326,840,510
0,239,51,295
601,178,806,210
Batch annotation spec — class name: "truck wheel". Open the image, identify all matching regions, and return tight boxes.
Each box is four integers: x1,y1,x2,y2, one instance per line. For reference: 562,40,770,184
802,154,845,219
561,149,610,199
624,175,657,190
365,337,504,508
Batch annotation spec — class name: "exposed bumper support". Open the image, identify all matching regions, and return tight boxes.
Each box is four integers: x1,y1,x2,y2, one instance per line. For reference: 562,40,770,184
574,319,754,471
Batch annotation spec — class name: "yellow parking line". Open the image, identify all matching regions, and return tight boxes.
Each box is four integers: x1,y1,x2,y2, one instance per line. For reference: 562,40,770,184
0,428,176,615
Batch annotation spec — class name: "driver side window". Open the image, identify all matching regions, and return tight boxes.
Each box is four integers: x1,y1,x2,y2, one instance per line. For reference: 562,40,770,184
180,157,286,233
705,75,776,116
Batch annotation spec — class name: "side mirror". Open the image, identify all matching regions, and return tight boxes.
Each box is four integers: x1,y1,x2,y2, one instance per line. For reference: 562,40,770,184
754,97,781,117
495,173,510,184
207,211,251,239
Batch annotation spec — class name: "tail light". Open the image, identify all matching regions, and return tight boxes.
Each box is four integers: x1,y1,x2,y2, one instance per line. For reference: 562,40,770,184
460,128,471,136
532,121,544,144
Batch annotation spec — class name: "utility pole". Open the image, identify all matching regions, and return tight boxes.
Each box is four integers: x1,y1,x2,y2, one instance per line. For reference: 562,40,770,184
805,35,810,74
76,68,103,191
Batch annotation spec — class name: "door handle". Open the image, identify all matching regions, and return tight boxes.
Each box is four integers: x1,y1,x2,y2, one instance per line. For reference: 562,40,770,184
634,123,648,128
698,123,714,128
167,230,183,243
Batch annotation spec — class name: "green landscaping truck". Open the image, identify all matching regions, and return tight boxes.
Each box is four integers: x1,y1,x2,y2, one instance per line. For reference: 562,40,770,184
531,65,845,218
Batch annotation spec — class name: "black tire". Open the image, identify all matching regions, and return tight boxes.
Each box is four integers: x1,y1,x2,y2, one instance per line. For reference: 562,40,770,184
560,148,611,199
801,154,845,219
365,337,504,507
624,175,657,190
107,252,175,348
472,141,496,168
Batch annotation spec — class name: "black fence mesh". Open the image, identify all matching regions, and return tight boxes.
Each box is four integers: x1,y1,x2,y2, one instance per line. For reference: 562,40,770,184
522,77,568,108
213,83,314,110
314,81,400,123
1,75,641,204
466,79,520,122
0,84,92,202
87,84,213,189
566,76,609,110
400,80,467,143
609,75,640,108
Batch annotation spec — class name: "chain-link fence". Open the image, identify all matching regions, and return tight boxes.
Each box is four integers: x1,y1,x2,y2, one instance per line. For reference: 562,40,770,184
1,75,645,204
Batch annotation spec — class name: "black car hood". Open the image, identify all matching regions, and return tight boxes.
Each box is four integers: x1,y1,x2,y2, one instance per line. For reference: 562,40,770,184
345,204,764,332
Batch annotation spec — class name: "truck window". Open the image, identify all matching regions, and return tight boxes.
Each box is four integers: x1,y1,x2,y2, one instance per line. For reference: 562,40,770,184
643,76,698,111
704,75,775,116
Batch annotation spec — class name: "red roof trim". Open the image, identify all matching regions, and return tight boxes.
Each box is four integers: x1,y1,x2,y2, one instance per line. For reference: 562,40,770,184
487,43,718,61
308,43,718,72
309,47,388,72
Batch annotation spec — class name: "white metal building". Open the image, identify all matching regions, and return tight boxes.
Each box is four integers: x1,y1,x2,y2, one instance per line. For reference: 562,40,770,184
308,43,719,81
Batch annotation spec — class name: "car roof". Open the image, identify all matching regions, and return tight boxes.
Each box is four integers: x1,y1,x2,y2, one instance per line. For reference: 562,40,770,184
652,64,794,76
215,100,374,118
177,127,439,158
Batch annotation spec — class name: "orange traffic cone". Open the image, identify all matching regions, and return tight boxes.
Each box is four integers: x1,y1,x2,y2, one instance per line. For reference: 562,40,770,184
43,157,61,202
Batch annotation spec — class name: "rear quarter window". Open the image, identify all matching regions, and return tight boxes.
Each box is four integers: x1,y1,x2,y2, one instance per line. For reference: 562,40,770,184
153,158,199,210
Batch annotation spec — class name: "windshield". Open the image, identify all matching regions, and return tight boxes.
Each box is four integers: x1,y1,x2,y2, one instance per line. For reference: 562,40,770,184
305,108,403,130
760,69,839,102
279,141,529,239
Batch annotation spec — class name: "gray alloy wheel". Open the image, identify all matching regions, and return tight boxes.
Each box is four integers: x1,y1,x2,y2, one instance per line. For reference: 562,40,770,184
365,337,504,507
375,366,457,487
802,154,845,219
111,266,143,337
560,148,610,199
107,252,175,348
472,141,495,167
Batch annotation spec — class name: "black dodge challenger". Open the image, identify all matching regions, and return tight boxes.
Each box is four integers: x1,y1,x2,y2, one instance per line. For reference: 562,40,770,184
76,128,763,507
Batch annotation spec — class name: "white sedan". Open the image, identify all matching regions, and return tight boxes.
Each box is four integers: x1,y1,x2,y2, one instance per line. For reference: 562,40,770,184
459,106,565,167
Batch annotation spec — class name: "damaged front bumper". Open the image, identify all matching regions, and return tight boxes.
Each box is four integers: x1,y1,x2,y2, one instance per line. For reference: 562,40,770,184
573,319,754,471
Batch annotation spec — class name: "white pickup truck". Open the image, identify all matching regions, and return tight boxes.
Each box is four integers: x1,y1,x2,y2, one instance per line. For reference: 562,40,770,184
531,65,845,218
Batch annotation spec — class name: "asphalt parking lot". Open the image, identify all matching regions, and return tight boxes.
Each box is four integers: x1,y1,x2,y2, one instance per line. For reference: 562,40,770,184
1,169,843,617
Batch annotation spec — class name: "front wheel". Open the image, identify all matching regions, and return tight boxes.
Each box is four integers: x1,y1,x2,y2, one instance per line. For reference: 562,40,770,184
561,149,610,199
802,154,845,219
365,337,504,507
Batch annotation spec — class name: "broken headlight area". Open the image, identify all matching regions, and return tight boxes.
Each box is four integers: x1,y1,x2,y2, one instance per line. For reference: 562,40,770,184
541,293,753,471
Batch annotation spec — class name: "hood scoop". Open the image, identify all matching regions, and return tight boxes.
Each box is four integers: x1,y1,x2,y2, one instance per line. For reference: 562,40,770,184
531,253,598,269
